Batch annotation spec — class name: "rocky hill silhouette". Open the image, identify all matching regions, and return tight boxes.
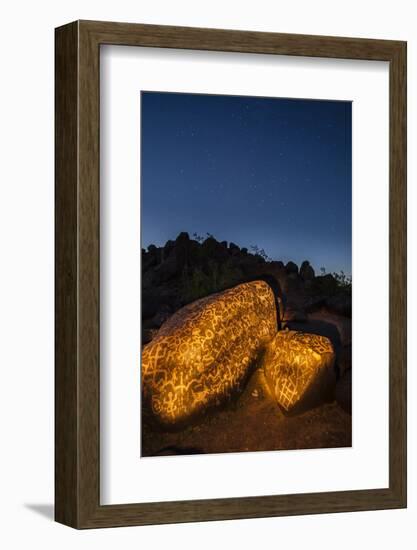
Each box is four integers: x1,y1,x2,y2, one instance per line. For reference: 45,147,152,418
142,231,351,340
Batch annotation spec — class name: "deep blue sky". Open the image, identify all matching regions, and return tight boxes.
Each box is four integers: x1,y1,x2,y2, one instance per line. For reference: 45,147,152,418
141,92,352,275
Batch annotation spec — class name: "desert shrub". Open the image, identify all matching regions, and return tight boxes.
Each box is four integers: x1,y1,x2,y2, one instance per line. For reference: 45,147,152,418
332,270,352,290
250,245,272,262
307,269,352,297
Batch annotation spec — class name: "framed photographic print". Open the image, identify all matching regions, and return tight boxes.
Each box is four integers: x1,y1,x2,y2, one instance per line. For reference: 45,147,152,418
55,20,407,528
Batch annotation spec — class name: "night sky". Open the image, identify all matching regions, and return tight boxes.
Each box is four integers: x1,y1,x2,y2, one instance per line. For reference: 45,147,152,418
141,92,352,276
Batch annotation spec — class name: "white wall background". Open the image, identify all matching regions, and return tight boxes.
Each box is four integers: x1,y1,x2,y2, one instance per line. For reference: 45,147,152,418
0,0,415,547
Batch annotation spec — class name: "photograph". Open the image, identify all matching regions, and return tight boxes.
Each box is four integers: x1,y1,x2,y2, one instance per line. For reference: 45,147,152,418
0,0,409,537
140,91,352,457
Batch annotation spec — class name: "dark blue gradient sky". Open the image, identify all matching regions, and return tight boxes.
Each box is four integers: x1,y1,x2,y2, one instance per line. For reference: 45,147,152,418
141,92,352,275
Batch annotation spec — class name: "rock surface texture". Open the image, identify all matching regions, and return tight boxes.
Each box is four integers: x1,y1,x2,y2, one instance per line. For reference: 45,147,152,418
263,330,336,412
142,280,277,425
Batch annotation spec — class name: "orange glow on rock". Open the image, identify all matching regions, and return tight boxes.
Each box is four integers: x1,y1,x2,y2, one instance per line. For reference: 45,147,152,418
142,281,277,425
262,330,335,412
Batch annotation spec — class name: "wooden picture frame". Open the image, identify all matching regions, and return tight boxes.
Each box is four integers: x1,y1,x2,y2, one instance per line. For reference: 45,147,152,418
55,20,407,528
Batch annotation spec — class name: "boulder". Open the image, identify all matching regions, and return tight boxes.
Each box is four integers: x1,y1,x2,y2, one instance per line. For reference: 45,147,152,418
174,232,194,265
142,280,278,425
305,310,351,347
325,294,352,317
201,236,228,261
162,239,175,260
176,231,190,243
262,330,336,412
285,261,299,275
145,244,164,267
300,260,315,281
282,307,307,323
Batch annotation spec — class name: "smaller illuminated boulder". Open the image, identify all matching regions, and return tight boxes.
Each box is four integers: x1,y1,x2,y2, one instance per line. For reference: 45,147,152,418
262,330,336,412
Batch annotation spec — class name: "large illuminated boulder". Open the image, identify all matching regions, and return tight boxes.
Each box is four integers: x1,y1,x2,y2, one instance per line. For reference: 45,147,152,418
262,330,335,412
142,280,277,425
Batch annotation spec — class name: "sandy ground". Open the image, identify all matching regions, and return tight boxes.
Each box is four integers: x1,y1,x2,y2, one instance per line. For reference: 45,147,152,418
141,368,352,457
